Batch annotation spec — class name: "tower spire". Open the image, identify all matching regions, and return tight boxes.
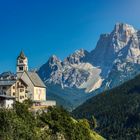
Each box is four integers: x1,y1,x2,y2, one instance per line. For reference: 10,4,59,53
17,51,26,59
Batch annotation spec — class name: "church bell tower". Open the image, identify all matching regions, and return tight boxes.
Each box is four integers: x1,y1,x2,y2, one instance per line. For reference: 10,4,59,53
16,51,28,76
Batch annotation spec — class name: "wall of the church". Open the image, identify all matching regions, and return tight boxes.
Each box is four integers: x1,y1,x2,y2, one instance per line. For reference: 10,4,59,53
33,87,46,101
21,72,46,101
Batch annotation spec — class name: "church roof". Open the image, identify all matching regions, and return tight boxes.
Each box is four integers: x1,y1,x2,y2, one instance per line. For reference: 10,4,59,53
26,71,46,88
17,51,26,59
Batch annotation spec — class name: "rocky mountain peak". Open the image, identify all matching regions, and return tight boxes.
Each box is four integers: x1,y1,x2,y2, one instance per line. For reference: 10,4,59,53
113,23,136,33
112,23,137,43
63,49,89,65
38,23,140,94
74,49,88,56
48,55,61,64
0,71,16,80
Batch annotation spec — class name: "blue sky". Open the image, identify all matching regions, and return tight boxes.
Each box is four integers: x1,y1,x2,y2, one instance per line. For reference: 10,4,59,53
0,0,140,73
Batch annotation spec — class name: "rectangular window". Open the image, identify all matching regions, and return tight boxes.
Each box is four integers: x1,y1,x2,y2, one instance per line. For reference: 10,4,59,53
13,92,15,96
20,96,24,99
13,86,15,89
20,88,24,92
19,67,23,71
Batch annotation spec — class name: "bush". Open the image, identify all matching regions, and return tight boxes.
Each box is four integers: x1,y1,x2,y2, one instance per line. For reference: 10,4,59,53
0,103,97,140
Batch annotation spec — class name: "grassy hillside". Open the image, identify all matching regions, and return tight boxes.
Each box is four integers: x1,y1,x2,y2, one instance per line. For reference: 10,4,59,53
73,74,140,140
0,101,104,140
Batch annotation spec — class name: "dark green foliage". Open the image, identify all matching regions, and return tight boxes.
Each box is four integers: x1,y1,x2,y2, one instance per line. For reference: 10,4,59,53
73,74,140,140
39,106,92,140
0,102,96,140
0,104,37,140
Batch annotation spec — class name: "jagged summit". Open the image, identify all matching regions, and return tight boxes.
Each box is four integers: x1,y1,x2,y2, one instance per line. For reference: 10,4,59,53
50,55,59,60
63,49,89,65
38,23,140,94
111,23,137,44
113,23,136,32
48,55,61,64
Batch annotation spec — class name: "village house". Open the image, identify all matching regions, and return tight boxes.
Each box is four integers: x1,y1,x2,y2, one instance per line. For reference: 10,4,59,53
0,94,15,109
0,51,56,109
0,78,28,102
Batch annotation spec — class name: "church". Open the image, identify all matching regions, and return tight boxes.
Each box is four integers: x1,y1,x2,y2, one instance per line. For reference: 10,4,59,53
0,51,56,108
16,51,46,102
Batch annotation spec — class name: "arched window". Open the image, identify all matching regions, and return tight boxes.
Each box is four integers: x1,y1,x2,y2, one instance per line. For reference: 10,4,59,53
19,67,23,71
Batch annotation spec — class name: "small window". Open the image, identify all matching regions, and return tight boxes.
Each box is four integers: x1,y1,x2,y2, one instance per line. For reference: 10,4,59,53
20,88,24,92
13,86,15,89
19,67,23,71
20,96,24,99
13,92,15,96
17,82,19,87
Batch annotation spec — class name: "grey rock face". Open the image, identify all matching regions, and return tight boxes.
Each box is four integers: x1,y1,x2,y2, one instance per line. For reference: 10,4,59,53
38,23,140,93
38,50,91,89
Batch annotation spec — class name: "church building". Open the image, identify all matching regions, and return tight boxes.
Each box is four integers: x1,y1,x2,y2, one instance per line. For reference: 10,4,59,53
0,51,56,108
16,51,46,101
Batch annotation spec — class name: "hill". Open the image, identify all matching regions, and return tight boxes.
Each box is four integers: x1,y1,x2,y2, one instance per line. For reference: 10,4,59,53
0,101,105,140
72,74,140,140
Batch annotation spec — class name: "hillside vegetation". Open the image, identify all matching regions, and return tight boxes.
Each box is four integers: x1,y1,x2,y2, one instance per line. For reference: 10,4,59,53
0,101,104,140
73,74,140,140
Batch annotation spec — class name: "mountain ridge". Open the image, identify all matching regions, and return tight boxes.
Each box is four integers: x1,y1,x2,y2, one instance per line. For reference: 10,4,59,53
38,22,140,92
1,22,140,111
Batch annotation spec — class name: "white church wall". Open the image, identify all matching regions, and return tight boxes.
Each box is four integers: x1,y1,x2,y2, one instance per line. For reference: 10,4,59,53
34,87,46,101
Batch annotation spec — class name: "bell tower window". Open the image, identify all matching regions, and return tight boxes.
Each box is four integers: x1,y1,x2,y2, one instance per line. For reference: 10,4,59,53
19,66,23,71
